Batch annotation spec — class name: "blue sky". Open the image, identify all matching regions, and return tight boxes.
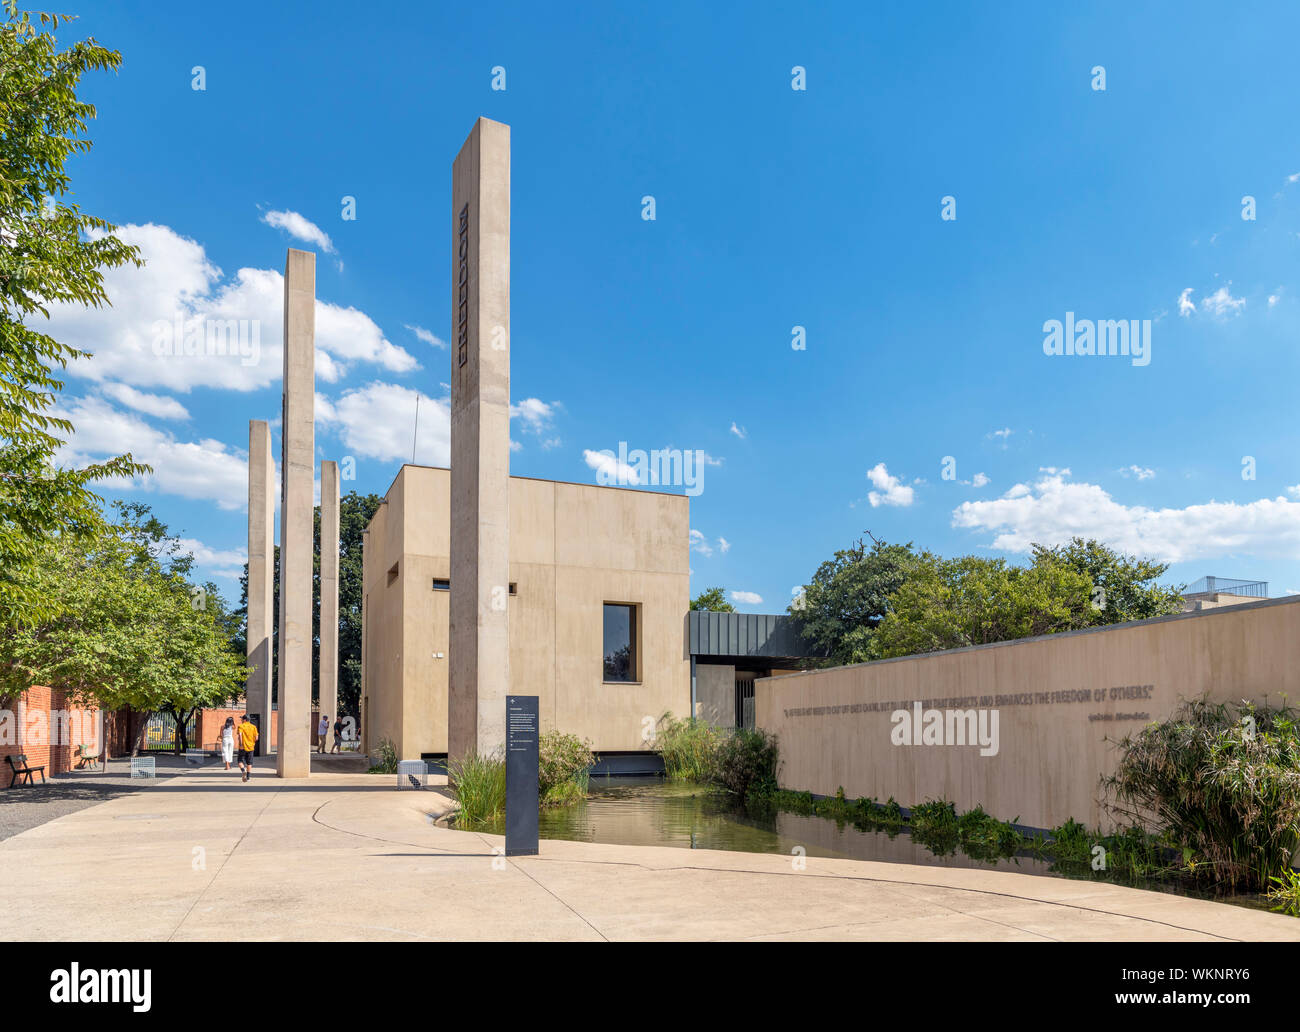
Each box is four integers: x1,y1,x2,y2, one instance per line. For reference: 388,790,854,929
45,0,1300,607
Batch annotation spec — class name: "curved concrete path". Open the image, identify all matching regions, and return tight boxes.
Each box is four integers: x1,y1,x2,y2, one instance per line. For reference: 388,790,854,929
2,769,1297,941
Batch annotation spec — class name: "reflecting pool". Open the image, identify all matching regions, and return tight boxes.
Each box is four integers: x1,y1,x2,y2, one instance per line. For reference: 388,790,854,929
476,776,1273,910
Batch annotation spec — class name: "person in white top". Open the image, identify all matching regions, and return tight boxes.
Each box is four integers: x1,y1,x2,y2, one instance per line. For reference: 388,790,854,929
318,714,330,754
220,717,235,770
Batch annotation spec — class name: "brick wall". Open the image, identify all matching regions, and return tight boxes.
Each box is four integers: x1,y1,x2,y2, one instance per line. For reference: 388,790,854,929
3,685,104,778
4,692,286,776
198,705,278,754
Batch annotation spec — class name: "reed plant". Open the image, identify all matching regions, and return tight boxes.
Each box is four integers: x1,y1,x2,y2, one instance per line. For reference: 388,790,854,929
448,751,506,825
539,730,594,807
653,712,723,783
1102,695,1300,891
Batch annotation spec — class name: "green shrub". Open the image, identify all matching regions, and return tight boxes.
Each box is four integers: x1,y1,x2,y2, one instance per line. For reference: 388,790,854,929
712,727,780,799
1267,868,1300,916
654,712,722,782
449,751,506,825
368,737,398,774
539,730,594,807
1102,695,1300,890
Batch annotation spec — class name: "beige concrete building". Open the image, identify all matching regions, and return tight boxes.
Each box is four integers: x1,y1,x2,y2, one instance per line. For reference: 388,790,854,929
361,464,692,759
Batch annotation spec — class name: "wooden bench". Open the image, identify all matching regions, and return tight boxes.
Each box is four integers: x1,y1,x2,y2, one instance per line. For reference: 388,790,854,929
6,754,46,787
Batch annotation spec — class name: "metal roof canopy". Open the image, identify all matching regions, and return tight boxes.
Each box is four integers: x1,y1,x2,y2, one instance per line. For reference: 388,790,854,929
687,611,826,661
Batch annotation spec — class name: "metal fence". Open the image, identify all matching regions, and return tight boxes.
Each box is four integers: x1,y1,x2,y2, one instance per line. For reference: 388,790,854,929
1183,576,1268,598
142,712,198,752
735,676,756,729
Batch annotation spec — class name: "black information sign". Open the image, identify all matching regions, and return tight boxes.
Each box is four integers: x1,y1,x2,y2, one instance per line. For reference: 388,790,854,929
505,695,539,856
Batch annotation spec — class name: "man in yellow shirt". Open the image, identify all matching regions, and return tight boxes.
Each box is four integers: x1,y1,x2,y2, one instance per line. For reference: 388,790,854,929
236,714,259,782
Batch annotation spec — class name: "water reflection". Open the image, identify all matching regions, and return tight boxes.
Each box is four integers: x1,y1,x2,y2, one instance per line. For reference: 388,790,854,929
482,776,1049,872
476,776,1270,909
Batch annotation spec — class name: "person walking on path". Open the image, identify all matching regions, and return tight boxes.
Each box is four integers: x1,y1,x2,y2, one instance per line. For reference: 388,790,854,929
220,717,235,770
331,716,343,754
237,714,258,782
317,713,330,754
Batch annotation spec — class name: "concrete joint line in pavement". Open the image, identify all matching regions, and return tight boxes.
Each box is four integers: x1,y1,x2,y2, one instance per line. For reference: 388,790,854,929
167,786,283,942
306,792,1245,942
468,829,611,943
518,854,1241,942
311,801,493,857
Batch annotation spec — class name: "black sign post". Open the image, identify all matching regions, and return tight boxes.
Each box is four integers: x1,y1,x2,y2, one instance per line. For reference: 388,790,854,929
505,695,539,856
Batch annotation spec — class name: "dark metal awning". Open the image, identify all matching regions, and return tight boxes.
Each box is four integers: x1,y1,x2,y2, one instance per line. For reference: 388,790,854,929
687,611,825,661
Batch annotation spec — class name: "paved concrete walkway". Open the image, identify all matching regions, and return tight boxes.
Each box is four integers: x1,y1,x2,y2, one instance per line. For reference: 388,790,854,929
3,769,1297,941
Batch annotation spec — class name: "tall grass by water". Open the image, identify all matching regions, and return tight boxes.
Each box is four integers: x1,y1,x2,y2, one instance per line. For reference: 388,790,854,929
538,730,594,807
654,713,723,783
1103,695,1300,892
653,713,779,799
448,751,506,825
448,731,596,824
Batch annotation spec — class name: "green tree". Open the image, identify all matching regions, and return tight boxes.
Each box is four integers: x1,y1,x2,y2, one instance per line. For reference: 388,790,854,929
690,586,734,612
790,535,914,664
236,490,381,721
1,504,248,753
0,2,148,626
872,551,1094,659
320,490,380,720
1030,537,1183,625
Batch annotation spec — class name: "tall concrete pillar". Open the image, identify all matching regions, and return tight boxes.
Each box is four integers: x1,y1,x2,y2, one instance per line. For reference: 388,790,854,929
318,459,340,742
449,117,511,762
277,248,315,778
246,419,274,752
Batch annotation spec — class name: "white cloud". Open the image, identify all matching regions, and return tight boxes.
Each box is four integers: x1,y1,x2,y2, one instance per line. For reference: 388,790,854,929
54,395,249,510
971,472,990,488
1119,464,1155,481
510,398,558,435
866,462,914,508
99,383,189,420
953,470,1300,563
583,448,640,484
1201,285,1245,318
730,421,747,439
730,590,763,606
1268,292,1281,308
1178,288,1196,317
405,323,446,349
317,381,450,465
261,209,335,254
42,223,417,393
988,427,1013,441
689,529,713,557
719,537,731,554
176,538,248,580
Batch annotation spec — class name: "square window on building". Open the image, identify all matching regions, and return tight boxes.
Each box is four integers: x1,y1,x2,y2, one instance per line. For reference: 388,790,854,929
603,602,637,682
